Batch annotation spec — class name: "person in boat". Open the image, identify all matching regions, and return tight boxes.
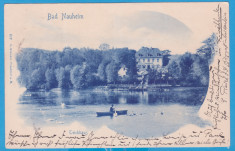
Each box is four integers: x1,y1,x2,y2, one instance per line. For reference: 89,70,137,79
110,104,115,113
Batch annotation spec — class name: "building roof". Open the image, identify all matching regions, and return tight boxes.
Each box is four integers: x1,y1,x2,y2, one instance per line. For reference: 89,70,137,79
135,47,163,58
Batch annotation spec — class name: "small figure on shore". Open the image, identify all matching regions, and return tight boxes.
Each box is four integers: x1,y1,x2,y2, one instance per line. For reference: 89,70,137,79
161,112,163,115
110,104,115,113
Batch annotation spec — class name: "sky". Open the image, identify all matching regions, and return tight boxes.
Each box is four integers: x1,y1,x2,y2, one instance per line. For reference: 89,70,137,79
5,3,219,54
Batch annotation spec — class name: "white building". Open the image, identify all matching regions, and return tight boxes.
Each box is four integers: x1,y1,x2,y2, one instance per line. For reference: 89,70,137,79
136,47,165,72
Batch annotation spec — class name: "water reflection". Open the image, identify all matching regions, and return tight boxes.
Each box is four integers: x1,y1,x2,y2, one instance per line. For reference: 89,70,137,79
18,87,209,138
19,87,207,106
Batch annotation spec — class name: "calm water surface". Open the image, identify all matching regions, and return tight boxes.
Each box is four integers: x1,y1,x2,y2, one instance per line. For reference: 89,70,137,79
18,87,210,138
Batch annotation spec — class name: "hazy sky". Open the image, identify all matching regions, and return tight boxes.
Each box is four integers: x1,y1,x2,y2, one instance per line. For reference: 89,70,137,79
5,3,218,54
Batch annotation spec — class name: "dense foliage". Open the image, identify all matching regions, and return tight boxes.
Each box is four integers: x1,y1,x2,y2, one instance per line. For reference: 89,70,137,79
17,47,138,90
16,34,216,90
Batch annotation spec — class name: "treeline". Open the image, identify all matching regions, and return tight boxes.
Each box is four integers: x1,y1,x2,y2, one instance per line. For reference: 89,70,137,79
16,33,216,90
149,33,216,87
147,52,210,86
16,47,138,90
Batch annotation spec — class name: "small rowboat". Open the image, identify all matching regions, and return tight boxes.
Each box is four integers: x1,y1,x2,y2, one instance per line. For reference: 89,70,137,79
96,110,128,117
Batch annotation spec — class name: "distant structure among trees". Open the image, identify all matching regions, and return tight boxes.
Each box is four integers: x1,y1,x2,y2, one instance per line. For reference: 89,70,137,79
99,43,110,51
135,47,170,72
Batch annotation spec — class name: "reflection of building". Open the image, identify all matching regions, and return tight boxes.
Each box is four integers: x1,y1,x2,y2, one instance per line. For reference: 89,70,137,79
136,47,165,71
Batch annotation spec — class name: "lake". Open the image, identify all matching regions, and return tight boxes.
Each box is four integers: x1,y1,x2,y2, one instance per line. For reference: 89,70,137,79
18,87,210,138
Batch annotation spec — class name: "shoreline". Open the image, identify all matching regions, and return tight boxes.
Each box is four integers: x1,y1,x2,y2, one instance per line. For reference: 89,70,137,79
25,85,208,92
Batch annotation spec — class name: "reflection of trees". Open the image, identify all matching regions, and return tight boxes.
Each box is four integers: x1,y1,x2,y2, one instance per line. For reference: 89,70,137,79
20,87,208,106
107,95,120,104
126,95,139,104
145,87,207,105
61,89,71,98
20,90,58,106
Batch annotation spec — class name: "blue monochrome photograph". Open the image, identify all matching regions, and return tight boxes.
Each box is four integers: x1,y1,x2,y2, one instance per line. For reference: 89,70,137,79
4,3,230,149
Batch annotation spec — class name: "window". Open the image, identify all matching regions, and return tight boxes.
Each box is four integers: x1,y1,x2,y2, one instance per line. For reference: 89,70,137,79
152,59,154,62
157,58,159,62
143,59,145,62
143,65,146,68
157,53,161,56
148,59,150,62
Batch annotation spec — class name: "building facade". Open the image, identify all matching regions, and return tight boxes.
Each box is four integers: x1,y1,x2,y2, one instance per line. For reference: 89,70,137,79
136,47,165,72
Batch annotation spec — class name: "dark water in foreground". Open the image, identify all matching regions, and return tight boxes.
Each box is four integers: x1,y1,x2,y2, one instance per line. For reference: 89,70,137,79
18,87,210,138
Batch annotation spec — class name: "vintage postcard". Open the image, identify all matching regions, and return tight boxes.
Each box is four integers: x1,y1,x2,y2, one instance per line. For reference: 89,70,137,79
4,2,229,148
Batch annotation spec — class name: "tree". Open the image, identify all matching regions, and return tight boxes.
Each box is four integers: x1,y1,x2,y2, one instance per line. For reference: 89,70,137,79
16,50,31,88
167,61,181,85
124,50,138,83
179,52,194,78
179,52,195,86
70,64,88,89
64,65,72,88
147,69,158,84
112,48,137,83
28,68,45,90
97,62,108,83
45,68,57,90
72,48,85,66
86,71,98,86
71,65,82,89
84,50,102,73
61,47,73,67
162,50,171,66
192,55,209,86
55,67,71,89
106,62,119,84
197,33,217,64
